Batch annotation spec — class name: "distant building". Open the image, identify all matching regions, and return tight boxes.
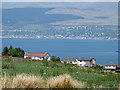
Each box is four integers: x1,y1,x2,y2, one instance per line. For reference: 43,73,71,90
61,57,77,64
24,52,50,61
77,57,96,67
105,62,117,70
62,57,96,67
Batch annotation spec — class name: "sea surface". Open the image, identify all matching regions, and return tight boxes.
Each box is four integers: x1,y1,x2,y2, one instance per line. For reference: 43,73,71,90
2,38,118,65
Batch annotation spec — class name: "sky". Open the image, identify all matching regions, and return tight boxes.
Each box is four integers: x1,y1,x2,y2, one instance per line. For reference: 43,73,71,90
2,0,120,2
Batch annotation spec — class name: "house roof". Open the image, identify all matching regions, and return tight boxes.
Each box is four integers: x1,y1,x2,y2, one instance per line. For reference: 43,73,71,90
105,62,117,66
78,57,95,61
0,55,9,58
62,57,77,62
24,52,47,57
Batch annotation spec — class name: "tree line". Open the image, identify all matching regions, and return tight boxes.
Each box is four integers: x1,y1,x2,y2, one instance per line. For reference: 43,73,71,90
2,45,25,58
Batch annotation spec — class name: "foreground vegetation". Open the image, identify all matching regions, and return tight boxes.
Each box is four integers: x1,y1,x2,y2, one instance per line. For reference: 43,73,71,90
2,58,119,88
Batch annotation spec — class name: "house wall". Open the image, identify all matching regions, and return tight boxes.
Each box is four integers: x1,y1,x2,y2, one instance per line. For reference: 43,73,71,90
85,61,91,67
61,59,95,67
31,56,44,60
44,54,48,59
77,61,86,66
24,56,28,58
72,59,86,66
91,59,95,65
105,65,116,69
24,56,44,60
24,55,51,61
47,57,51,61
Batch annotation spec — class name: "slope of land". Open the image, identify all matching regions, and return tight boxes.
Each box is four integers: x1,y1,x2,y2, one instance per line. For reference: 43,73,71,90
2,57,119,88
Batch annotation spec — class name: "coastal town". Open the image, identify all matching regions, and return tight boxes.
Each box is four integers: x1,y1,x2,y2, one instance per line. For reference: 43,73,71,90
1,25,118,40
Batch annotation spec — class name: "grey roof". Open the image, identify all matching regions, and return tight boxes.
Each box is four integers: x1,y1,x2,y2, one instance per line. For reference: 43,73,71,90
62,57,77,62
78,57,96,61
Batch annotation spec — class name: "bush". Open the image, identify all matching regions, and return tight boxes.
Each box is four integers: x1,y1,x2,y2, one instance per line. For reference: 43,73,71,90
42,60,49,67
2,63,15,69
50,62,58,68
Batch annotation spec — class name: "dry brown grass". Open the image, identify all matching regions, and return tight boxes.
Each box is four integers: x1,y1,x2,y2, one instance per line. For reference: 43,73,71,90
47,74,84,88
2,73,46,88
2,73,84,88
0,78,2,89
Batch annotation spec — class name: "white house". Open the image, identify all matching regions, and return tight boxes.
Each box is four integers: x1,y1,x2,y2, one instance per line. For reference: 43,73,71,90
77,57,96,67
105,62,117,70
24,52,51,61
62,57,96,67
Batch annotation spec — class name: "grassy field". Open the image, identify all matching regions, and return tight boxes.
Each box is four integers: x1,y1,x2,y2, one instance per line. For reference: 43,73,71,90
1,57,119,88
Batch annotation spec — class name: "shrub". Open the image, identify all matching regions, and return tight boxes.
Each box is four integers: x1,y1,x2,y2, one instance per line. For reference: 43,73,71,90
2,73,46,88
40,69,44,75
47,74,84,88
4,58,12,62
2,63,14,69
50,62,58,68
2,63,10,69
42,60,49,67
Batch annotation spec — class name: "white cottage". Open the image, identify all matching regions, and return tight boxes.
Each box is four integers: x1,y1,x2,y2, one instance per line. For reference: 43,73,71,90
77,57,96,67
24,52,50,61
105,62,117,70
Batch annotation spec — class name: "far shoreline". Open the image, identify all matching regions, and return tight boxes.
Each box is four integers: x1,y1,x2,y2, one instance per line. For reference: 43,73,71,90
0,37,119,41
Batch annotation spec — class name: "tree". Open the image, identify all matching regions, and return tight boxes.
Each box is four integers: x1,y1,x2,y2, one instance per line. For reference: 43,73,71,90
56,57,60,62
50,56,56,62
17,48,21,52
2,46,8,55
20,49,25,54
9,45,13,50
2,46,25,58
7,49,18,57
18,52,24,58
93,65,101,70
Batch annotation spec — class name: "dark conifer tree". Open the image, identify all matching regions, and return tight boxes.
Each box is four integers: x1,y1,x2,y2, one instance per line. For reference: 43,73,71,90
9,45,13,50
2,46,8,55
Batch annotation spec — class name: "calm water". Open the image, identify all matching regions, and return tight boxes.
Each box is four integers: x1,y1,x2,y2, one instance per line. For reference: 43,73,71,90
2,38,118,65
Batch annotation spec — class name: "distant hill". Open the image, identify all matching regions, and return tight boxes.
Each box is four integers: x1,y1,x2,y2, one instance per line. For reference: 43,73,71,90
2,8,84,28
2,6,118,40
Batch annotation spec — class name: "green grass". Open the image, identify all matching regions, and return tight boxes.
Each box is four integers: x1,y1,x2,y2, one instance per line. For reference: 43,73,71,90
1,57,119,88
